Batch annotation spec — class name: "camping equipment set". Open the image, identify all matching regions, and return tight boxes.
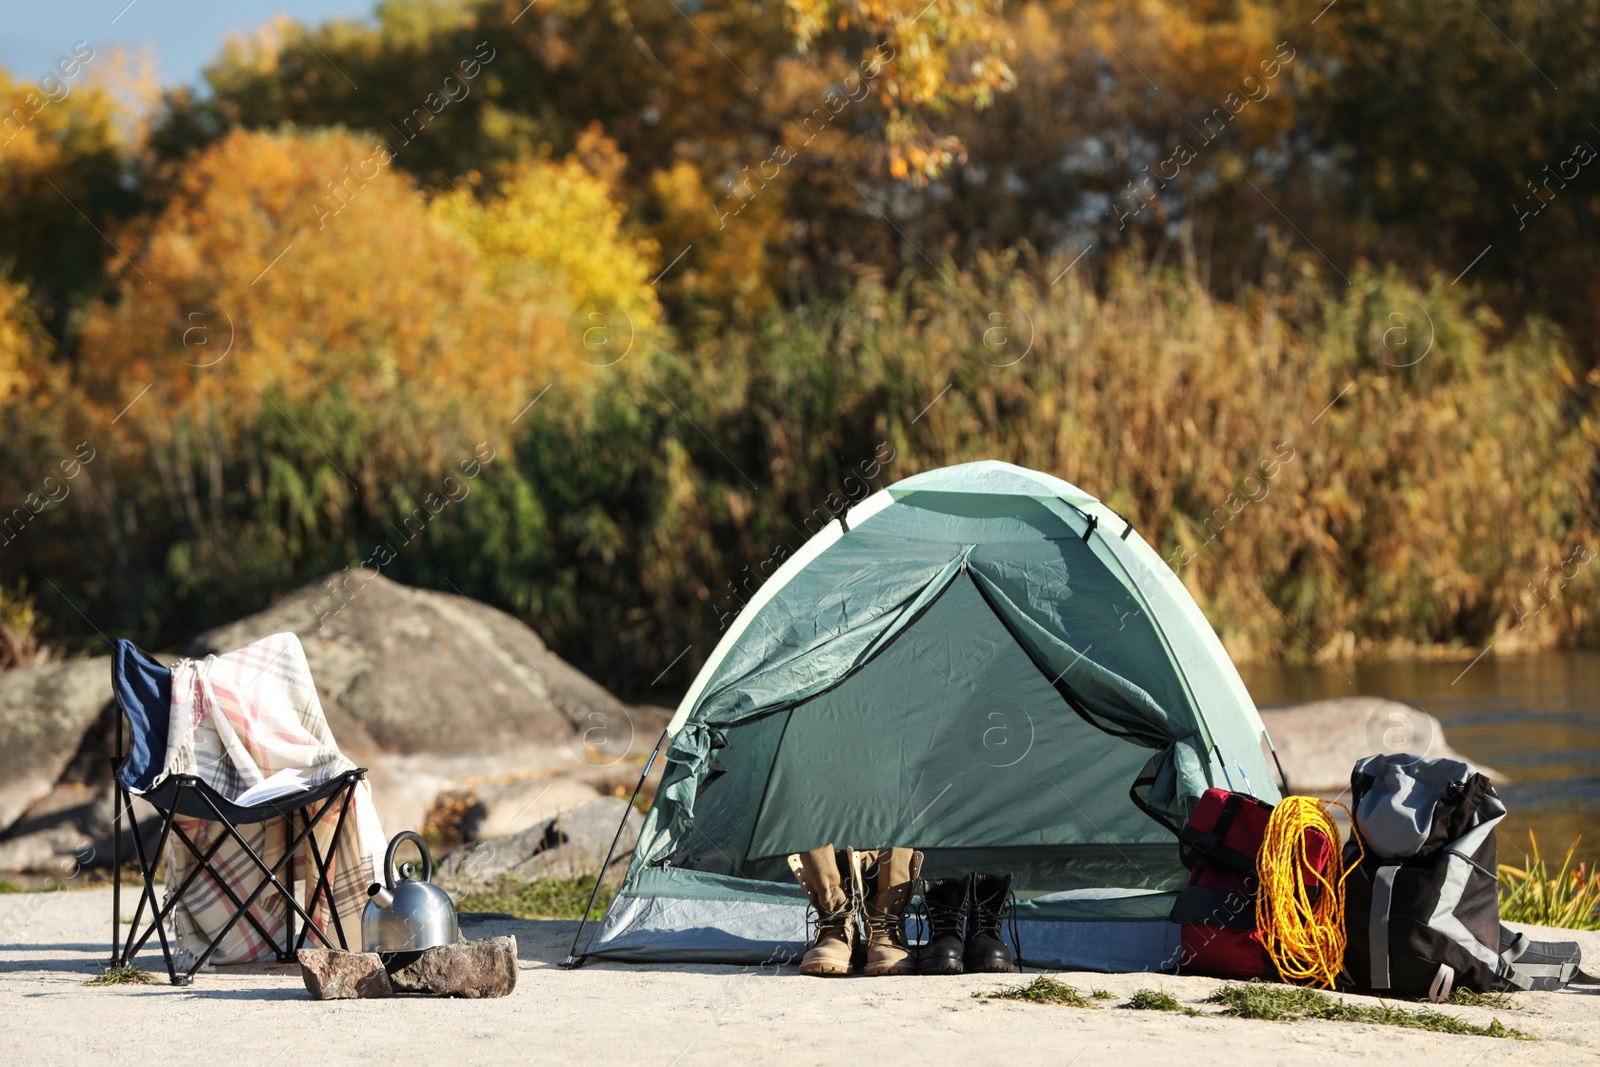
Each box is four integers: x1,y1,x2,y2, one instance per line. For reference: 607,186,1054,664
100,460,1584,995
109,635,385,985
565,460,1584,993
363,830,460,953
1172,755,1581,997
568,460,1288,971
786,844,1016,977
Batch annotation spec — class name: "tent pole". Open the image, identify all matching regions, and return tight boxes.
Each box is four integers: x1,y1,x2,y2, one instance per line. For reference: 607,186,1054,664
563,727,668,969
1266,735,1291,795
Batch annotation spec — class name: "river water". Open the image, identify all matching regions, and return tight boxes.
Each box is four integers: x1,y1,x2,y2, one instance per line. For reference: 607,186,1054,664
1241,650,1600,872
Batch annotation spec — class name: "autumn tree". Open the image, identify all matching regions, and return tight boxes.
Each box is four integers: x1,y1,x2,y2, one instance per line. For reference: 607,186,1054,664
0,55,143,347
1295,0,1600,359
784,0,1015,180
22,125,658,635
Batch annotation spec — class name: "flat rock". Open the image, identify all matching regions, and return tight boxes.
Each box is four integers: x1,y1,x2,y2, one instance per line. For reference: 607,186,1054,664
190,571,640,759
438,795,642,884
1260,697,1501,794
386,935,517,998
0,659,112,835
298,948,394,999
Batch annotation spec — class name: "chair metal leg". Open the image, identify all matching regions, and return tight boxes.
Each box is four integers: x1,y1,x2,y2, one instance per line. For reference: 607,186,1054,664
298,777,360,950
123,783,183,984
126,817,238,963
268,784,356,951
178,791,348,979
125,793,286,980
298,816,330,951
166,821,291,956
110,759,121,967
281,813,295,962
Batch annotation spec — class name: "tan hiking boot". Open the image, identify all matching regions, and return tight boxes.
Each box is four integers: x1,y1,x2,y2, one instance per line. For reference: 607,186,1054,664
788,844,857,976
854,846,924,976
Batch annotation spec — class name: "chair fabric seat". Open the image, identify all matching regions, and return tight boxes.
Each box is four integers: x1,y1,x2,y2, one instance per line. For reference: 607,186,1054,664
140,770,367,825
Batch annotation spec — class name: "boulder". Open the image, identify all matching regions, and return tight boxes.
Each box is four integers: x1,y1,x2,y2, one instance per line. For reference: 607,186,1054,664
0,782,163,873
298,948,394,999
0,659,111,834
456,776,604,842
1260,697,1501,794
190,571,636,759
438,796,643,884
385,935,517,998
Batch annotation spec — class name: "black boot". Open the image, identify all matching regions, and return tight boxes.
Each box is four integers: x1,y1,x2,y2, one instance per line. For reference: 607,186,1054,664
917,874,970,975
964,872,1015,973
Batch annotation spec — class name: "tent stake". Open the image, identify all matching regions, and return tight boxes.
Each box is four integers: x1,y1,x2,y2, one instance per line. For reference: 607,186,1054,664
563,727,667,969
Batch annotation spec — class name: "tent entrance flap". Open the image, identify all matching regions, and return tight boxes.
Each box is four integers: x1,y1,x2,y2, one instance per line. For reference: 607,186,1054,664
674,577,1184,892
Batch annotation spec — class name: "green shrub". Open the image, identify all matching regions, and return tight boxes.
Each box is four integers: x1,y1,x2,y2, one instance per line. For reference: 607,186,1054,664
453,874,613,921
1499,833,1600,930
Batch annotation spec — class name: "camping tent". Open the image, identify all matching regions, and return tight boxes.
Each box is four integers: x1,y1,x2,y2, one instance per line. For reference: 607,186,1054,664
576,460,1283,971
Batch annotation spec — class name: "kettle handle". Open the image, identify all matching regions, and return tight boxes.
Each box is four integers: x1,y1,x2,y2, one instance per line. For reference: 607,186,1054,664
384,830,434,887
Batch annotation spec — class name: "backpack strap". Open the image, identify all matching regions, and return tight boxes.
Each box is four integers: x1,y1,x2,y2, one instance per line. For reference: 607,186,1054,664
1494,928,1581,991
1427,964,1456,1003
1369,864,1400,991
1179,793,1259,876
1494,933,1537,992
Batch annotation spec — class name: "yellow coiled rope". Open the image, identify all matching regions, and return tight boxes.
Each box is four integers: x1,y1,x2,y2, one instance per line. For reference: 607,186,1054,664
1255,795,1364,989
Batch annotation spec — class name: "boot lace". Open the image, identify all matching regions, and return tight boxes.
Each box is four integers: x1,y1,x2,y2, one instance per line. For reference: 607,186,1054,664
865,907,909,947
925,901,965,942
804,894,856,947
972,887,1024,970
1006,890,1023,969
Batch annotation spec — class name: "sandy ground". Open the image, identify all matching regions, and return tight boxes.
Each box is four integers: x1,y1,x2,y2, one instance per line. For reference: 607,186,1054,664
4,888,1599,1066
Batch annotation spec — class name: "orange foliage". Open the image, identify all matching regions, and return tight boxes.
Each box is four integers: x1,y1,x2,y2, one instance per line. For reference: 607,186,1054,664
785,0,1015,180
78,129,550,448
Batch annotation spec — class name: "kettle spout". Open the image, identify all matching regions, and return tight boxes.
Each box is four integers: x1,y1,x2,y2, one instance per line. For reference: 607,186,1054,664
367,882,395,909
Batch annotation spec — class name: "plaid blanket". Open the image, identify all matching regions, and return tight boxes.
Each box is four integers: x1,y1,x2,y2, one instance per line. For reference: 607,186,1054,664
158,632,385,966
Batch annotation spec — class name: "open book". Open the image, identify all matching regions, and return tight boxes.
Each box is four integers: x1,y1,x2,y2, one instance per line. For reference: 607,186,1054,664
233,767,312,807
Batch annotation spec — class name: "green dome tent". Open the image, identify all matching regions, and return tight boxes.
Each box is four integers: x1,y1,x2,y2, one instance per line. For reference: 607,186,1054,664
573,460,1284,971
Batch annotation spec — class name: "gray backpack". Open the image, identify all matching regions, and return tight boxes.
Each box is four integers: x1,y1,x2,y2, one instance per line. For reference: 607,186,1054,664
1342,753,1581,999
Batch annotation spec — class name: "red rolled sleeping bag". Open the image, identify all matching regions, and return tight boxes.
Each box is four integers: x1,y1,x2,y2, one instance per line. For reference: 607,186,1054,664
1170,787,1332,978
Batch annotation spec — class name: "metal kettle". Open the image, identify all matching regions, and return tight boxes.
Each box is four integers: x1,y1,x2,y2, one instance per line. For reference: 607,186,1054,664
362,830,459,953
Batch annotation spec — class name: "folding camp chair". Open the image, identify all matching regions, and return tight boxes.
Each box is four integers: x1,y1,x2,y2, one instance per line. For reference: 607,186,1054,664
108,639,367,985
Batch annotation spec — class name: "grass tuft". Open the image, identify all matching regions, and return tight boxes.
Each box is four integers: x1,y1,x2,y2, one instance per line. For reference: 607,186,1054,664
1444,988,1518,1009
1124,988,1201,1015
453,873,613,921
977,975,1099,1008
1090,987,1117,1000
1206,983,1529,1039
85,963,157,987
